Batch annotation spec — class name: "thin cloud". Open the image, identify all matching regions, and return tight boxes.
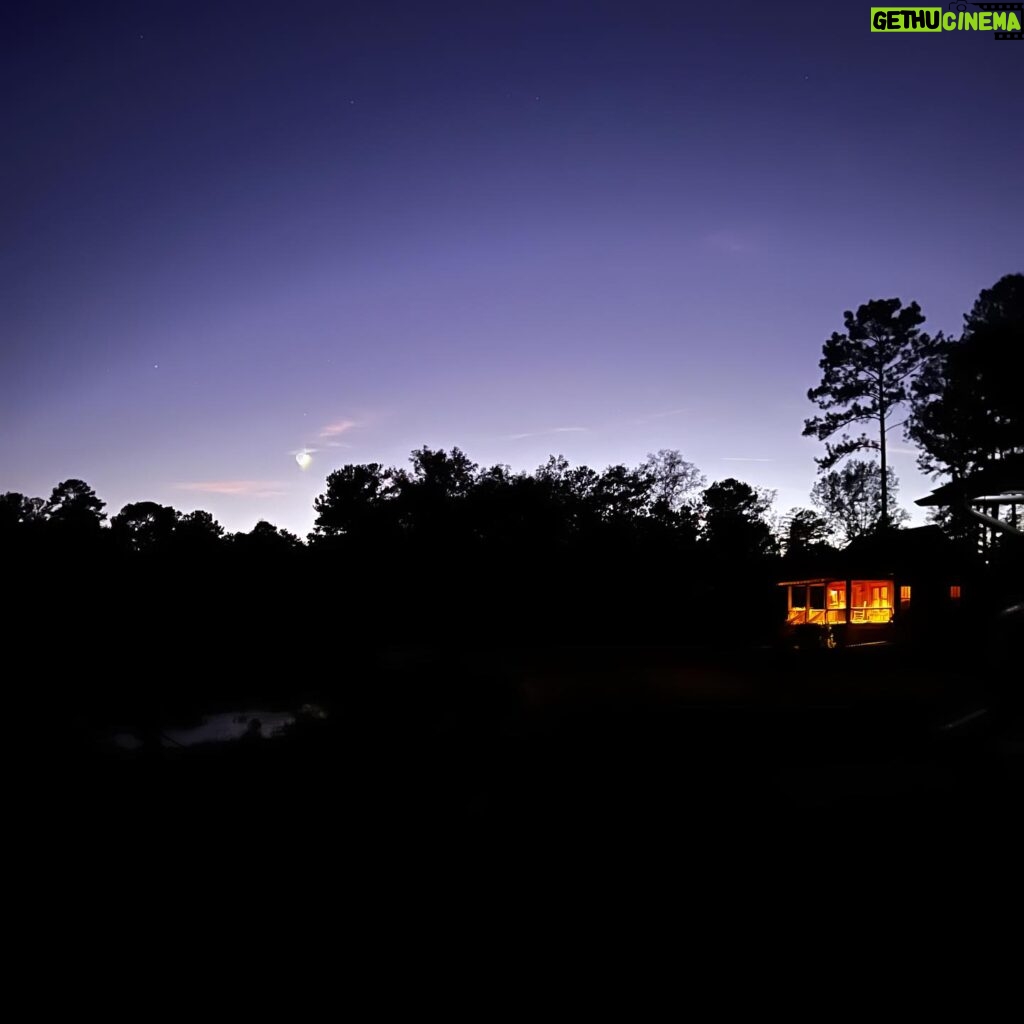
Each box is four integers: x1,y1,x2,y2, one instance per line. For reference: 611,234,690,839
633,407,687,423
505,426,590,441
176,481,287,497
320,419,357,439
705,230,753,254
721,457,775,463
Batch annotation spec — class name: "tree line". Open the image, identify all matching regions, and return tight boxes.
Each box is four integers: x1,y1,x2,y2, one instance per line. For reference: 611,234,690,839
1,272,1019,638
0,452,781,560
3,273,1020,566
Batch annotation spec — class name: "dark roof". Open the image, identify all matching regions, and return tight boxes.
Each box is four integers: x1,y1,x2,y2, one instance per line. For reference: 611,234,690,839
844,524,947,558
915,454,1024,507
843,525,969,574
779,526,978,582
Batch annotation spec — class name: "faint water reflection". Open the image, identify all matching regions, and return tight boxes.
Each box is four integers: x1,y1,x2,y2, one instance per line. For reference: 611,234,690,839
110,704,326,750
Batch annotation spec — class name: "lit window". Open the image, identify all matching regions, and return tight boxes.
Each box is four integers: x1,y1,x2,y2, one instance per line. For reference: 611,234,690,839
825,583,847,624
900,586,911,603
850,580,894,623
950,585,961,600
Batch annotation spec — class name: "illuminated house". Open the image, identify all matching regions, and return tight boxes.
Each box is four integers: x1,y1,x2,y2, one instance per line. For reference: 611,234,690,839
778,526,976,648
781,576,898,646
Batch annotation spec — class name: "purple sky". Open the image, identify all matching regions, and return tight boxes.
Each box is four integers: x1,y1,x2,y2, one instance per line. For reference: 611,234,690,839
2,2,1021,536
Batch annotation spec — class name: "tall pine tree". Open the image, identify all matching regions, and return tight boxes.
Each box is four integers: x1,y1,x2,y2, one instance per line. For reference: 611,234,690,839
804,298,935,529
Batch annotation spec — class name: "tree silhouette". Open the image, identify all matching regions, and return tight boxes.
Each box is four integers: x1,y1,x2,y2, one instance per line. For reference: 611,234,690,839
174,509,225,552
594,464,653,526
392,446,479,538
804,299,935,527
407,446,478,498
534,455,596,535
700,478,778,559
639,449,705,516
312,463,395,539
44,479,106,532
0,492,46,533
111,501,178,554
465,463,556,547
233,520,303,553
810,460,908,546
908,273,1023,484
472,460,566,546
781,507,831,557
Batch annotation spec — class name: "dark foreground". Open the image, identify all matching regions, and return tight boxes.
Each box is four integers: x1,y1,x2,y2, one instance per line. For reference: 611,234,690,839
30,643,1022,861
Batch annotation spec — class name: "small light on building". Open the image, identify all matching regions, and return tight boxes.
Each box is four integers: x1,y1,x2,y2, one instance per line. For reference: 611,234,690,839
950,585,961,600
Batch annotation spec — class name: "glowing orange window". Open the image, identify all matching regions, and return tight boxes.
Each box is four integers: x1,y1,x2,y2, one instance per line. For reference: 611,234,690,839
826,582,846,624
900,586,911,604
950,585,961,600
850,580,894,623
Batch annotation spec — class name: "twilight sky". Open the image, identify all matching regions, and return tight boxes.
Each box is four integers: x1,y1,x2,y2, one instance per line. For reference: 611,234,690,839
2,1,1021,536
